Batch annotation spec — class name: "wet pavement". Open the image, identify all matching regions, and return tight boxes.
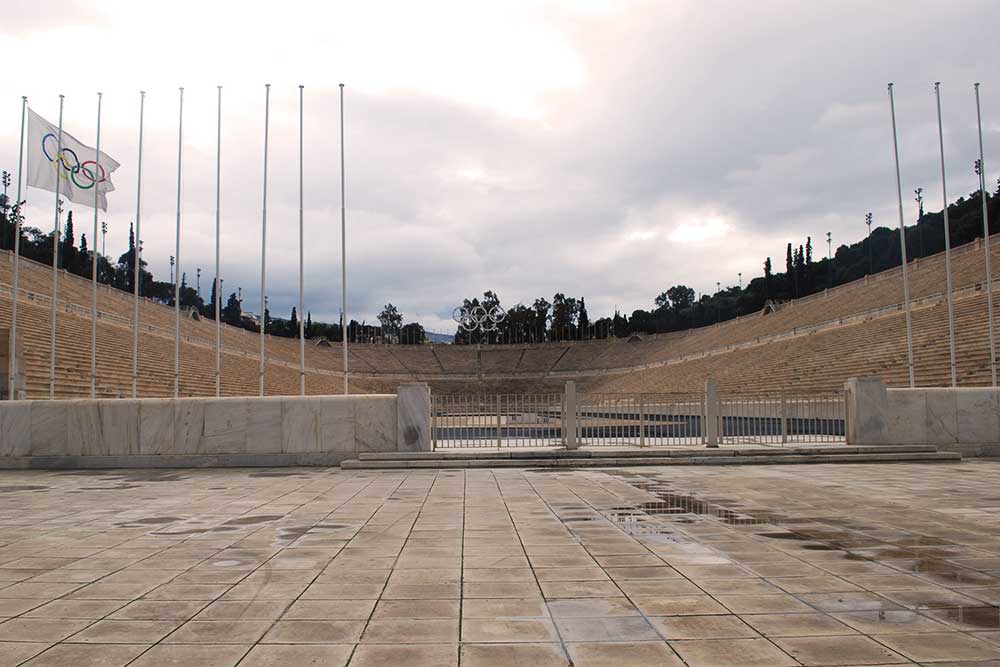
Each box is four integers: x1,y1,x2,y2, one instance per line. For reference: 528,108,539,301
0,462,998,665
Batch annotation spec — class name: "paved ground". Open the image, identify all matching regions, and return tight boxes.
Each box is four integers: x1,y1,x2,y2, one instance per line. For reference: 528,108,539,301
0,462,998,666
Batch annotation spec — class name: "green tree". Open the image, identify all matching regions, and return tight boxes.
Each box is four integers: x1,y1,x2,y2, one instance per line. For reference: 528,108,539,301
377,303,402,342
763,257,772,298
61,211,76,273
550,293,578,341
577,298,590,339
666,285,695,310
400,322,425,344
222,292,241,325
79,233,89,277
532,298,550,342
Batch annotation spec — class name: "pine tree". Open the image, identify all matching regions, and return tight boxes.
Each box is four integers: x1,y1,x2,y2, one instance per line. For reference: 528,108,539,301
290,307,298,334
207,277,218,319
763,257,772,298
785,243,794,294
79,233,89,276
306,311,313,338
577,298,590,340
61,211,76,272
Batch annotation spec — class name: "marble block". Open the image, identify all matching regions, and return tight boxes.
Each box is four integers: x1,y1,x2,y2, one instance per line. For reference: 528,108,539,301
30,401,68,456
139,400,175,455
202,399,249,454
319,398,355,453
282,398,322,453
924,389,959,445
396,383,430,452
955,389,1000,444
67,401,102,456
846,376,889,445
101,400,139,455
0,402,31,456
246,398,283,455
174,400,206,454
357,396,396,453
885,390,927,445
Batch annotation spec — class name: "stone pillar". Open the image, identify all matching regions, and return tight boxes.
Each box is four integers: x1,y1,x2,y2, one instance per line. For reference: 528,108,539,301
845,376,889,445
397,383,432,452
564,380,579,450
705,378,720,448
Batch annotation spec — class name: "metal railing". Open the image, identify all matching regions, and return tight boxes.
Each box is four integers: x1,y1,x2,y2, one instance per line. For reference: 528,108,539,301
431,385,847,450
718,389,846,445
576,392,704,446
432,393,564,448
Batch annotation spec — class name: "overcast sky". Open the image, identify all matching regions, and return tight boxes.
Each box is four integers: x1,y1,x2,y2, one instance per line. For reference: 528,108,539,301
3,0,1000,333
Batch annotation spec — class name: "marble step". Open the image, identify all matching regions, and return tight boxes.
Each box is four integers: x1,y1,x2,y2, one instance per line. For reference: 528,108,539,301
341,450,961,470
356,445,940,461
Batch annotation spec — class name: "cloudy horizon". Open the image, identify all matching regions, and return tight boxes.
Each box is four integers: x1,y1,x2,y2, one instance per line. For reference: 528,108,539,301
3,0,1000,335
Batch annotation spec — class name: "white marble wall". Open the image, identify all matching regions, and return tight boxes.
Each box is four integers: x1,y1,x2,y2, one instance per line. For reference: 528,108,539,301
846,376,1000,446
0,393,410,460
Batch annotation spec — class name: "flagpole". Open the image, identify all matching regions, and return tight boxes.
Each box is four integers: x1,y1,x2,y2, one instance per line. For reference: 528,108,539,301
90,92,102,398
975,82,997,386
49,95,65,399
888,83,916,388
215,85,222,397
132,91,145,399
934,83,957,387
9,96,26,401
174,87,184,398
340,82,348,395
259,83,270,397
298,84,305,396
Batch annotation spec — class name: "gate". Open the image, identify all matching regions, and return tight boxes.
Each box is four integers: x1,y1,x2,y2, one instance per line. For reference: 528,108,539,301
719,389,846,445
432,393,564,448
576,392,704,446
431,385,847,449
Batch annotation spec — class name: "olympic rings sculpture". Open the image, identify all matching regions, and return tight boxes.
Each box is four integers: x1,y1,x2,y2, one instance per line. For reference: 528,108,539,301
453,304,506,333
42,132,107,190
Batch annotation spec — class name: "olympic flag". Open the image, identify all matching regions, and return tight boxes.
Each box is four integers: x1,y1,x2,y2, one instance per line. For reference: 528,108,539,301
26,107,119,210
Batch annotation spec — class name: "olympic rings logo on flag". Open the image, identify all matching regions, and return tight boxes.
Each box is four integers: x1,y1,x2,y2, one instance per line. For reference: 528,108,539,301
42,132,107,190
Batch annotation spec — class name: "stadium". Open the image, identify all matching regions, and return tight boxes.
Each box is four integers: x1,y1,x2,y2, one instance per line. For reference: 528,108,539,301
3,4,1000,666
3,231,1000,400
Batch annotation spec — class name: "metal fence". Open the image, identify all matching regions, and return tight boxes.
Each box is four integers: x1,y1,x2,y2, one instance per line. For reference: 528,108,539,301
719,390,846,445
431,387,847,449
576,393,704,446
432,393,564,448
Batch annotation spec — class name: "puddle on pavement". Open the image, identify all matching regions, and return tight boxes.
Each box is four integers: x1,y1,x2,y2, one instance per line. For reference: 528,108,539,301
153,528,208,536
931,606,1000,628
843,610,928,626
0,485,49,493
899,559,999,586
248,471,306,478
559,470,1000,595
223,515,284,526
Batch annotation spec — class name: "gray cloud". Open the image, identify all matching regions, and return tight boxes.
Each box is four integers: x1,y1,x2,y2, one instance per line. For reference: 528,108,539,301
3,0,1000,336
